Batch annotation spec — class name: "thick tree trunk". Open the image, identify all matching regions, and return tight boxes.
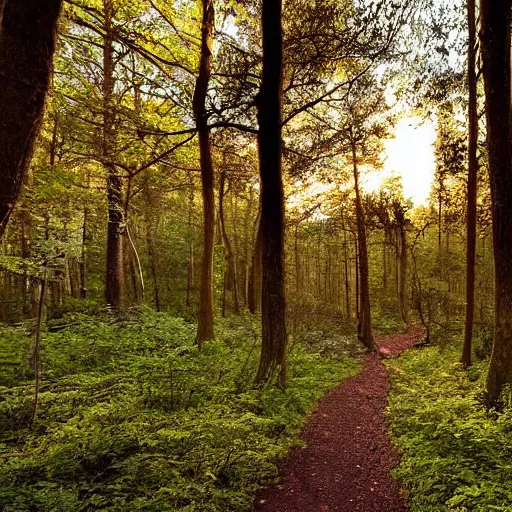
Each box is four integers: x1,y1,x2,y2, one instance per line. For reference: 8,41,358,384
194,0,215,345
103,0,125,309
480,0,512,404
462,0,478,368
105,168,125,308
352,142,375,351
0,0,62,237
255,0,287,388
0,0,62,239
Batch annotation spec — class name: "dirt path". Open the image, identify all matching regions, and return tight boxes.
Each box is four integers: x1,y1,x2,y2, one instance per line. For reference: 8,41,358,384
253,325,424,512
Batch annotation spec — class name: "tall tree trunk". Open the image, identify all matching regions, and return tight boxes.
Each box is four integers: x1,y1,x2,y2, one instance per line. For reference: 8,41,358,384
194,0,215,345
480,0,512,404
438,190,442,254
341,211,351,320
0,0,62,239
219,170,240,315
123,181,143,304
103,0,125,309
20,186,32,314
255,0,287,388
232,191,242,309
143,181,161,311
397,220,409,325
294,224,301,293
411,247,430,344
186,174,195,310
462,0,478,368
31,266,47,424
354,232,359,321
352,141,375,350
248,199,262,314
243,186,254,306
79,170,90,300
383,231,388,290
343,228,351,319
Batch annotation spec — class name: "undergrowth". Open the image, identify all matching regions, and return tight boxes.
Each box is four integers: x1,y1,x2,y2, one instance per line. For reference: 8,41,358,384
387,346,512,511
0,309,360,511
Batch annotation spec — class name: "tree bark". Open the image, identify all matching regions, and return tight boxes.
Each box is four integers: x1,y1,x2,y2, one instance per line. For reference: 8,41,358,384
480,0,512,404
396,214,409,325
219,170,240,315
103,0,125,309
343,226,351,319
0,0,62,239
352,141,375,350
254,0,287,388
80,202,88,300
411,247,430,344
186,174,195,310
462,0,478,368
194,0,215,345
248,205,262,314
383,231,388,290
354,232,359,321
143,181,161,312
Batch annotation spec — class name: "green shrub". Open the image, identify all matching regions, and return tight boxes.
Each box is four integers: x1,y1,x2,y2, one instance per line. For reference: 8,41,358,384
0,310,360,511
387,346,512,511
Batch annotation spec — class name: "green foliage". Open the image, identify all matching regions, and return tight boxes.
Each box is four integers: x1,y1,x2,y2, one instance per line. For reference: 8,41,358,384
387,346,512,511
0,310,360,511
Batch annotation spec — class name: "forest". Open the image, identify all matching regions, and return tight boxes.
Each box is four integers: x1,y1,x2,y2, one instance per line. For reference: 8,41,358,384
1,0,512,510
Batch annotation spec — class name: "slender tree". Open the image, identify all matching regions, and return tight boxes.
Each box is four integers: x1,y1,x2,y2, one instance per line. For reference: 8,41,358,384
461,0,478,368
351,138,374,350
103,0,126,309
194,0,216,345
254,0,287,387
480,0,512,404
394,202,409,326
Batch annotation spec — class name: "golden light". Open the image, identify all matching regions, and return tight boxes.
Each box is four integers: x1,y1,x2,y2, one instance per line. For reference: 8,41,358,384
362,116,437,206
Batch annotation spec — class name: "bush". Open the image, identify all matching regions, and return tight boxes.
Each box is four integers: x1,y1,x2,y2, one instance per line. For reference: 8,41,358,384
387,346,512,511
0,310,360,511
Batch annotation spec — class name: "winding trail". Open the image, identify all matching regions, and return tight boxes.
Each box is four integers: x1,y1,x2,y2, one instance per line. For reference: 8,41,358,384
253,325,424,512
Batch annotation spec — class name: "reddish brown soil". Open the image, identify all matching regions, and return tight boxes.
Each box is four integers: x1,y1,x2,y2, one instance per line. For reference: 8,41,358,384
253,327,423,512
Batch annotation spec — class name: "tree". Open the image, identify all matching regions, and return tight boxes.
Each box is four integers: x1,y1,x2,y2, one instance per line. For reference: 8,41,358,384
0,0,63,239
194,0,216,345
102,0,125,309
461,0,478,368
254,0,287,388
334,79,390,350
480,0,512,404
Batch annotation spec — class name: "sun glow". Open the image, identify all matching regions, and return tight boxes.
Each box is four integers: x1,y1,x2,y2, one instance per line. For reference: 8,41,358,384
362,117,437,206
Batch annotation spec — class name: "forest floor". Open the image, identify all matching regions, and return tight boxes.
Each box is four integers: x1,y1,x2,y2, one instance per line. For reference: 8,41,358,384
253,325,424,512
